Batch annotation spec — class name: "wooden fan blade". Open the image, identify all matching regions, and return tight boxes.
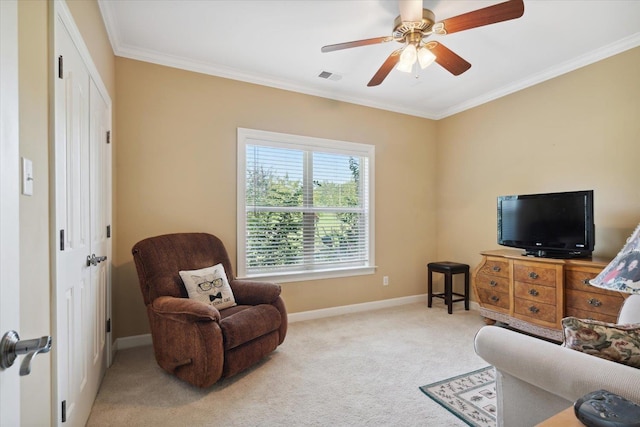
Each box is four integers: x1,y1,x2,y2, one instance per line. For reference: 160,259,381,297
367,49,403,87
438,0,524,35
321,36,393,53
428,42,471,76
399,0,422,22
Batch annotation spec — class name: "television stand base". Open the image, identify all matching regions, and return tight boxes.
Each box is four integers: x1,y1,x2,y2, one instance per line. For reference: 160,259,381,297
522,250,591,259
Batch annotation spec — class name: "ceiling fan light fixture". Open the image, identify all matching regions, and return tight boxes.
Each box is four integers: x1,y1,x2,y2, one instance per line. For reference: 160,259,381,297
417,47,436,69
396,43,417,73
396,60,413,73
399,43,417,64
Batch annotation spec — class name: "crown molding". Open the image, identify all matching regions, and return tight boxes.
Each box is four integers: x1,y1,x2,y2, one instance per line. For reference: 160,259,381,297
435,32,640,119
97,0,120,58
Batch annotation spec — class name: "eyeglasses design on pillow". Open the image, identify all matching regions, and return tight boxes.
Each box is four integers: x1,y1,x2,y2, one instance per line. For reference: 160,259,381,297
193,275,224,292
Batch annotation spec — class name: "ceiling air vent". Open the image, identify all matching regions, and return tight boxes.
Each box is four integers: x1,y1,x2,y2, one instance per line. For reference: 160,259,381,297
318,71,342,81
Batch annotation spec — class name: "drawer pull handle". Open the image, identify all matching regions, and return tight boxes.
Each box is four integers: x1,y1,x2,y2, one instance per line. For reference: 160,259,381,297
588,298,602,307
490,296,500,302
529,306,539,314
582,279,590,285
528,289,539,296
489,280,497,287
529,272,538,279
492,266,501,272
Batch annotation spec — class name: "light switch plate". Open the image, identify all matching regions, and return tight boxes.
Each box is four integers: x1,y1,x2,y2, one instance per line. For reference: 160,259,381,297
22,157,33,196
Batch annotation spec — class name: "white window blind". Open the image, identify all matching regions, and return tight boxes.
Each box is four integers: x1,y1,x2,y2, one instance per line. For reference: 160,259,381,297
237,128,375,281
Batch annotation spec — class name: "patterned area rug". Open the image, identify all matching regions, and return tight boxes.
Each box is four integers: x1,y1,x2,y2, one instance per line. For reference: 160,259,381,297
419,366,496,427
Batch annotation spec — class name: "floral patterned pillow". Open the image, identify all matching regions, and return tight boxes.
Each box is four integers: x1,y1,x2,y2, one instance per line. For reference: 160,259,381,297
562,317,640,368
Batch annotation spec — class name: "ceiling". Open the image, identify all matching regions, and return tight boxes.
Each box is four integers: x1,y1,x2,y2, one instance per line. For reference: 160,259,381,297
98,0,640,120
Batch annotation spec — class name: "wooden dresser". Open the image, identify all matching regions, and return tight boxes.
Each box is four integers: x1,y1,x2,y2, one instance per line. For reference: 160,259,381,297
472,249,626,341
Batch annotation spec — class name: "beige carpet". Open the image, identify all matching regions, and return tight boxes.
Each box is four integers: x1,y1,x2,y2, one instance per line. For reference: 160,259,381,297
87,302,487,426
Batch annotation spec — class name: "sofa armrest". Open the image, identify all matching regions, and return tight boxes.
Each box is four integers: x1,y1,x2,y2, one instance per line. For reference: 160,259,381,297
151,296,220,323
619,294,640,324
474,326,640,404
230,279,281,305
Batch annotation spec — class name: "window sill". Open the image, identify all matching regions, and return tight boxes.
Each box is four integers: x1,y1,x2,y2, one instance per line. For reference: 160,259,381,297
238,266,377,284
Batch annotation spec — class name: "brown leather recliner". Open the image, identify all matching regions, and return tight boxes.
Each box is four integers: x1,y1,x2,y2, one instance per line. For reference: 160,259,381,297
131,232,287,387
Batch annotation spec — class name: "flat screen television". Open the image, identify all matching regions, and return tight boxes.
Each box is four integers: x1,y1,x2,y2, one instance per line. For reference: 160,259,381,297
497,190,595,258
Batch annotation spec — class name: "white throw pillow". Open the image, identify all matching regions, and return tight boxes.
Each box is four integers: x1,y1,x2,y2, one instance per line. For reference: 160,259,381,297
179,263,236,310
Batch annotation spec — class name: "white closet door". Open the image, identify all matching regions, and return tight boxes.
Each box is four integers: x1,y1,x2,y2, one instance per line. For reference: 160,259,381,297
86,78,110,407
54,14,111,426
54,17,91,427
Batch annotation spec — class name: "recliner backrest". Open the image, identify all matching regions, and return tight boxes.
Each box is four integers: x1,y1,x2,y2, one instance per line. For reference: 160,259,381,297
132,233,235,305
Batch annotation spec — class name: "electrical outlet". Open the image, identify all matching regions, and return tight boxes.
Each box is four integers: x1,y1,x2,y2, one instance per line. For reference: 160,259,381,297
383,276,389,286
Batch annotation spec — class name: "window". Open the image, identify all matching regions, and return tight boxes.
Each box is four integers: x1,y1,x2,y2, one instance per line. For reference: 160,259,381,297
237,128,375,282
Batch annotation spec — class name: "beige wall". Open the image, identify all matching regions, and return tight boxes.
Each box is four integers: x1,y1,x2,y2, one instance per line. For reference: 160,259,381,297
113,57,438,338
17,0,114,424
114,47,640,340
436,47,640,273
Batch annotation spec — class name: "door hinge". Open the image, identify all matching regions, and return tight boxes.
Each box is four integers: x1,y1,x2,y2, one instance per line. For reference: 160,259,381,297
59,229,65,251
61,400,66,422
106,130,111,144
106,225,111,238
58,56,63,79
106,318,111,333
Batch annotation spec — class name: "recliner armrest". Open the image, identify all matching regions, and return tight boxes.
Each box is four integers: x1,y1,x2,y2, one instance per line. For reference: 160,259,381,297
151,295,221,323
230,279,281,305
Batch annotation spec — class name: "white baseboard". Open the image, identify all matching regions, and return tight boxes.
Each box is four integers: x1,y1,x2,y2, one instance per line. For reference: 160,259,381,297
113,296,480,350
288,294,428,323
114,333,152,352
289,294,479,323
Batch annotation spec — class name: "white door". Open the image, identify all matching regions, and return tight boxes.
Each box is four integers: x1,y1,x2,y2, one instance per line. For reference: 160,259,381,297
87,78,110,405
54,18,91,426
0,0,21,425
54,12,111,425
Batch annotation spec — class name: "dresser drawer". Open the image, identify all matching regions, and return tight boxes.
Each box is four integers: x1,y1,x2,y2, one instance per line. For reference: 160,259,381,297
514,298,557,324
565,289,624,318
514,263,556,287
514,281,556,305
478,258,509,278
477,288,509,312
565,306,618,324
565,269,612,295
475,273,509,293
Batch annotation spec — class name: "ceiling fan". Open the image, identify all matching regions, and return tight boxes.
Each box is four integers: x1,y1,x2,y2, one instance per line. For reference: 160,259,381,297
321,0,525,87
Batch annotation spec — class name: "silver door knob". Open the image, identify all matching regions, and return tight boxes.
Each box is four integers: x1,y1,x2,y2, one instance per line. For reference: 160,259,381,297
86,253,108,266
0,330,52,376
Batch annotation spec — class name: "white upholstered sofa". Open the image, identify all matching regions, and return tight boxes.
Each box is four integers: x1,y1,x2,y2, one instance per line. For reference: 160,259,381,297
474,294,640,427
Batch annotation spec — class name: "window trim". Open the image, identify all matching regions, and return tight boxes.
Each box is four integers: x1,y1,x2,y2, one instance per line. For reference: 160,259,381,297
237,128,375,282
